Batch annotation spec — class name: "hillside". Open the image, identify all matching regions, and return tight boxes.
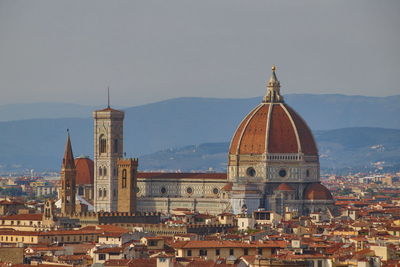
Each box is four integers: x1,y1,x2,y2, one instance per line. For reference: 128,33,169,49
139,127,400,174
0,94,398,172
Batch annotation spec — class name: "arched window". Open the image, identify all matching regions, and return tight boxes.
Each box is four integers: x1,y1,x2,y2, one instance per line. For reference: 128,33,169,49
99,167,103,176
103,189,107,198
99,135,107,154
122,169,127,188
98,188,102,198
78,186,84,196
114,139,118,153
103,167,107,176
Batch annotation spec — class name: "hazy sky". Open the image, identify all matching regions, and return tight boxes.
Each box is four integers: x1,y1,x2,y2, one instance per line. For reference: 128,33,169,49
0,0,399,106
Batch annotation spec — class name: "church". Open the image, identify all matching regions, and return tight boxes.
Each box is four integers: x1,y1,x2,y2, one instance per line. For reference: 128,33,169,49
61,66,334,216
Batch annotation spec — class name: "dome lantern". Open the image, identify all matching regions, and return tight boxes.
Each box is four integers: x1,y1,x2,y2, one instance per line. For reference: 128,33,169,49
263,65,284,103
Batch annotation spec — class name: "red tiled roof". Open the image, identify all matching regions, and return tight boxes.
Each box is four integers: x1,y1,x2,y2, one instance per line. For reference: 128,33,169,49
304,183,333,201
0,228,101,237
96,224,129,233
276,183,294,191
171,240,286,249
75,157,94,185
95,107,124,113
229,102,317,155
221,183,233,191
138,172,227,180
126,258,156,267
285,105,318,155
0,213,42,221
104,259,131,266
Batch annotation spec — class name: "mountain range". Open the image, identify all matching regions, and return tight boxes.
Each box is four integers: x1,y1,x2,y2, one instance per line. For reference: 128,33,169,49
0,94,398,173
138,127,400,174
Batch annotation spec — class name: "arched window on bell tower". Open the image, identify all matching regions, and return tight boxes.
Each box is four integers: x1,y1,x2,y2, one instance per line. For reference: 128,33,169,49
122,169,127,188
114,139,118,153
99,134,107,154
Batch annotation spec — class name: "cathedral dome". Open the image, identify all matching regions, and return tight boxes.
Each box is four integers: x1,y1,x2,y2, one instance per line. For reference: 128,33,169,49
229,66,317,156
304,183,333,200
74,156,94,185
276,183,294,191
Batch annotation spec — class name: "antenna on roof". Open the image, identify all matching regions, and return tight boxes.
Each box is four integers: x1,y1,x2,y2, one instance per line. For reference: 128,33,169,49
107,86,110,108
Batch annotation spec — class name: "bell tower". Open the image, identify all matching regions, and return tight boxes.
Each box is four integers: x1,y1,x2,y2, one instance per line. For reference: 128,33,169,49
117,158,138,213
93,102,124,212
61,132,76,215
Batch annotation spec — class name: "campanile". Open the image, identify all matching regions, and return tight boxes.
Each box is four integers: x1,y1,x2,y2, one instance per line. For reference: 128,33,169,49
93,105,124,212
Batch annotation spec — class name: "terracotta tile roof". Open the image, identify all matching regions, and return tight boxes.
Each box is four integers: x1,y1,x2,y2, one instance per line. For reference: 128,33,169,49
28,246,66,251
229,105,260,154
229,102,318,155
12,264,71,267
268,104,299,154
104,259,131,266
138,172,227,180
0,213,42,220
75,157,94,185
58,254,91,261
171,240,286,249
96,224,129,233
240,104,270,154
126,258,156,267
0,230,39,236
284,105,318,155
96,107,124,113
221,183,233,191
304,183,333,200
40,229,101,236
276,183,294,191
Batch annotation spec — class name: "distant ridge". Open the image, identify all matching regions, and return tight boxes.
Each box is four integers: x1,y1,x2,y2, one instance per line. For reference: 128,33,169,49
140,127,400,174
0,94,398,172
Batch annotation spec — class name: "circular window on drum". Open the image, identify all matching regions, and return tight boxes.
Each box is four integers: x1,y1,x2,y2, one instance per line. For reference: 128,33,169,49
279,169,287,178
213,188,219,195
186,187,193,194
160,187,167,194
246,167,256,177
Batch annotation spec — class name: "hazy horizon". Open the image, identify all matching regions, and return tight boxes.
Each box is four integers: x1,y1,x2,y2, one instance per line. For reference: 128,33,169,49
0,92,399,108
1,0,399,106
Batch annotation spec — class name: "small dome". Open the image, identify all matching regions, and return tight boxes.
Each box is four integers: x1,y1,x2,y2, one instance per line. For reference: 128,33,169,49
304,183,333,200
75,157,94,185
276,183,294,191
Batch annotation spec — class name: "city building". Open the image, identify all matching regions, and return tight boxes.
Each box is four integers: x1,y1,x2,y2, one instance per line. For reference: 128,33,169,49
44,67,335,217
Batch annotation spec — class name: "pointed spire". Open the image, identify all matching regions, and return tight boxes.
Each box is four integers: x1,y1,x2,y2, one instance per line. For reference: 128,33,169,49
107,86,110,108
263,65,284,103
62,130,75,169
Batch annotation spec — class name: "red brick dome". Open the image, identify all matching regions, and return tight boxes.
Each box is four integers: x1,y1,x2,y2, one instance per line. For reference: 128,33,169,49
229,102,317,155
276,183,294,191
74,156,94,185
304,183,333,200
229,66,317,157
